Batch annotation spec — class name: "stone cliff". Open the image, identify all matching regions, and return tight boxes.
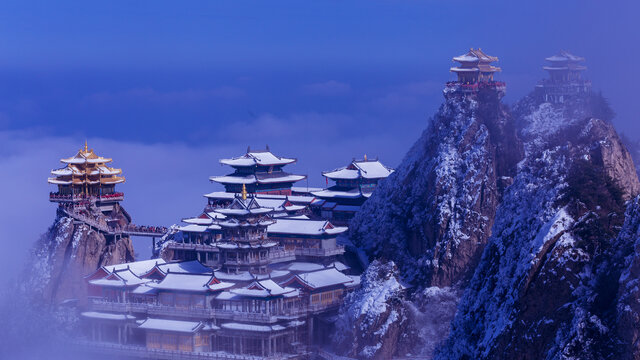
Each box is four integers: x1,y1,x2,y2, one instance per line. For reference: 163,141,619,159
26,203,135,304
339,88,640,359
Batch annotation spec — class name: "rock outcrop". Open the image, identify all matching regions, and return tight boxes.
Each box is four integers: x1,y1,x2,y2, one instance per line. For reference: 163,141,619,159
333,260,415,359
26,203,135,303
437,93,640,359
341,85,640,359
350,88,522,288
616,196,640,360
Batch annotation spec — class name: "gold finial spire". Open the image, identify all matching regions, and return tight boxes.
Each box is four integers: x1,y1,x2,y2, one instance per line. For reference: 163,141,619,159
84,140,88,152
364,154,367,162
241,183,247,200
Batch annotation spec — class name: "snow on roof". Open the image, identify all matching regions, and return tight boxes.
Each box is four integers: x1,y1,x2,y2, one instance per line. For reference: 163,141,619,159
257,174,306,184
546,51,585,63
150,273,233,292
47,178,73,185
81,312,135,321
157,260,212,275
353,160,394,178
138,318,203,333
60,149,113,165
204,191,236,200
214,269,290,282
285,215,310,220
329,261,350,271
90,269,150,287
293,268,354,289
219,150,297,167
253,198,287,209
453,54,479,62
230,279,295,298
220,322,286,332
177,224,209,233
210,175,256,185
104,259,166,277
312,188,363,199
182,217,214,225
285,195,316,204
323,160,393,180
450,67,479,72
268,219,347,236
291,186,324,193
284,262,325,272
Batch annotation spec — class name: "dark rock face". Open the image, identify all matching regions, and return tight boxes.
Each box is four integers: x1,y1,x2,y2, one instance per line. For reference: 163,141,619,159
333,260,415,360
616,197,640,360
437,94,640,360
350,88,523,288
343,87,640,359
27,204,135,303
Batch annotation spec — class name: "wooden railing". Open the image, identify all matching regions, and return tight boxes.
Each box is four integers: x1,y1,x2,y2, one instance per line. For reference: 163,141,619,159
60,208,167,237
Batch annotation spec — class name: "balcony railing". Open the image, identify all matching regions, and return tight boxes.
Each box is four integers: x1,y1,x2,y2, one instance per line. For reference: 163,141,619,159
73,341,303,360
90,299,150,313
167,242,220,252
294,246,344,257
90,299,308,323
444,81,506,94
49,192,124,203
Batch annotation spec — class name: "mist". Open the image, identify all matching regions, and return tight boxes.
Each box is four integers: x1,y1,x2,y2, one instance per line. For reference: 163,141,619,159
0,0,639,358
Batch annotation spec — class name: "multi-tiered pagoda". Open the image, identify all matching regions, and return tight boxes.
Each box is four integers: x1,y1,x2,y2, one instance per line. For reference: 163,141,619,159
48,142,125,205
168,187,290,274
312,156,394,224
210,147,306,196
446,48,505,96
536,50,591,103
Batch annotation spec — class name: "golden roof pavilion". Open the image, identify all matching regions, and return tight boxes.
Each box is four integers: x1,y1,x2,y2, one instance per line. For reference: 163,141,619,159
48,142,125,201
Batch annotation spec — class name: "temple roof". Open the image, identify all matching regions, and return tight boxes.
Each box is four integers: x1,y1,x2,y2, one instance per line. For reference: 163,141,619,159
322,158,394,180
89,269,149,287
452,48,501,75
453,48,499,63
283,268,355,290
149,273,233,293
82,312,136,321
60,142,113,165
311,187,372,199
138,318,204,333
267,219,348,236
219,149,297,167
209,173,306,185
50,143,125,186
545,50,585,63
230,279,298,298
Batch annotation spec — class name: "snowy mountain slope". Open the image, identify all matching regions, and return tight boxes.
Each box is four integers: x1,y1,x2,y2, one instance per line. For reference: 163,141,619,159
616,196,640,359
437,94,640,360
350,88,522,287
333,260,414,360
25,204,135,303
340,87,522,358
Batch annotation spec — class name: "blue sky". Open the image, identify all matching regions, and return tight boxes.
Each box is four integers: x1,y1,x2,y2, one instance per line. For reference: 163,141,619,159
1,1,639,277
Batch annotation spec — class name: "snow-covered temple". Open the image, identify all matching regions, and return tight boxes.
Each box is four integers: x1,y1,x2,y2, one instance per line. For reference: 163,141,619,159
81,252,358,358
48,141,125,205
75,149,361,358
311,156,394,224
536,50,592,103
209,147,306,196
446,48,506,96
